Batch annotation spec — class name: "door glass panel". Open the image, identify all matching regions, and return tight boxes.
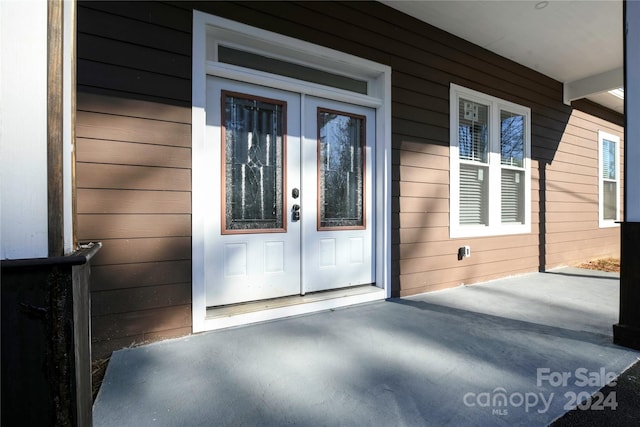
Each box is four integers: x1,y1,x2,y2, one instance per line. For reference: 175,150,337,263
223,92,285,233
318,109,365,229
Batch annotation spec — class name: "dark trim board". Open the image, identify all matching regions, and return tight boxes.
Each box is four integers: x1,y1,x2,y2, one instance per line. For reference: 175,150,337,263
48,0,65,256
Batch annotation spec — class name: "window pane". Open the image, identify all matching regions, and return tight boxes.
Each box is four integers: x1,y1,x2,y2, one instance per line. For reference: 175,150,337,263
460,164,488,225
459,99,489,163
224,94,285,231
500,111,525,167
501,169,524,223
219,46,368,94
319,110,364,228
602,139,616,180
603,181,617,220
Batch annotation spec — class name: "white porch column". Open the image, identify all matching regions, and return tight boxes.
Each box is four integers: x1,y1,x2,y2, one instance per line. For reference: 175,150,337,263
614,0,640,350
0,0,49,260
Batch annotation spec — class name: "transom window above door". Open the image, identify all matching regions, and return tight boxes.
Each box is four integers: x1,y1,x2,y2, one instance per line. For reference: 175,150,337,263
449,84,532,238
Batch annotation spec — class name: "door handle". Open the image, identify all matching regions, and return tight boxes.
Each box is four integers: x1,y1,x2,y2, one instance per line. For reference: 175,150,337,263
292,204,300,221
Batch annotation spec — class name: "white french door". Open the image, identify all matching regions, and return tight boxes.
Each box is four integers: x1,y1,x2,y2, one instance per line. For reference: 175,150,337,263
301,97,374,293
205,77,374,307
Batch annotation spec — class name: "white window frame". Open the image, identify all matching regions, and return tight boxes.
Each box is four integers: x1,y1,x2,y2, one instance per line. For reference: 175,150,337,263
449,84,531,239
598,130,621,228
192,11,392,333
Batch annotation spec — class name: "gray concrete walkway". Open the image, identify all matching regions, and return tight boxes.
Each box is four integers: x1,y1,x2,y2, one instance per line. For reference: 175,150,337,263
93,268,639,426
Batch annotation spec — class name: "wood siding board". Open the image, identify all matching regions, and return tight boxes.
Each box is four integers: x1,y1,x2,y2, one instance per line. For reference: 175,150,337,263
399,258,538,290
76,163,191,191
78,60,190,102
81,1,192,32
91,304,191,341
73,106,189,146
392,118,449,143
398,266,538,297
90,260,192,292
77,214,191,240
91,282,191,316
90,325,193,359
399,182,449,199
78,33,191,80
398,139,450,158
76,139,191,168
91,237,191,266
546,236,619,255
399,197,449,214
77,89,191,123
77,189,191,214
78,6,191,55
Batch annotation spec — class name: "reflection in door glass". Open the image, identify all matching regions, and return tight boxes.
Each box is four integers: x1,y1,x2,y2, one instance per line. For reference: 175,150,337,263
318,109,365,229
223,93,285,232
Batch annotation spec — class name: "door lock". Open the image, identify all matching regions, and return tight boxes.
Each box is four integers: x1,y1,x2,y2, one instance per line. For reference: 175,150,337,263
292,188,300,199
292,204,300,221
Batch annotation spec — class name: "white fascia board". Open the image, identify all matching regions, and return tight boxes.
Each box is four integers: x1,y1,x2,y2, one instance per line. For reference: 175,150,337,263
563,67,623,105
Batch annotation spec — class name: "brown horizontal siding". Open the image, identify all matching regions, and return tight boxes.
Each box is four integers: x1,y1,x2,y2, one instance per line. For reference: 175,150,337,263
542,107,623,269
76,138,191,168
77,88,190,121
91,325,192,360
91,283,191,316
91,261,191,292
77,111,190,146
91,305,191,343
77,163,191,191
78,1,624,357
78,1,194,358
77,189,191,214
91,237,191,266
77,214,190,240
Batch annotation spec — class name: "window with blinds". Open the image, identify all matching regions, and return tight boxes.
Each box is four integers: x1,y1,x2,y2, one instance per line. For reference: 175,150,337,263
450,84,531,238
500,111,526,224
599,131,620,227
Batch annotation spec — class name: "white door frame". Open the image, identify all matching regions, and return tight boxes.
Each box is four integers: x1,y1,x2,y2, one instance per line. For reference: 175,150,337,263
192,11,391,333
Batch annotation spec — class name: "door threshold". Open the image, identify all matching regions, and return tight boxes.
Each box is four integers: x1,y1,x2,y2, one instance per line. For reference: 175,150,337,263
207,284,382,319
196,285,384,332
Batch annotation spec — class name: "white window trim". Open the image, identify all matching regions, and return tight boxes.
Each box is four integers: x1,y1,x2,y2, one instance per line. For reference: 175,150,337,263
598,130,621,228
192,11,392,333
449,84,532,239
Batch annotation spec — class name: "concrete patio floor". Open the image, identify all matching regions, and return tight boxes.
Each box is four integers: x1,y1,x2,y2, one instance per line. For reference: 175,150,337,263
93,268,639,426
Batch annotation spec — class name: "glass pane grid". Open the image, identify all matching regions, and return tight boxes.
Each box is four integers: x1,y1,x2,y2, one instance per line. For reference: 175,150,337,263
458,99,489,164
602,139,616,180
500,110,525,168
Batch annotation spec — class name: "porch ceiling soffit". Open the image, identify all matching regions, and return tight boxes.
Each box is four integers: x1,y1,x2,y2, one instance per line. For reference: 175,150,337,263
381,0,624,114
